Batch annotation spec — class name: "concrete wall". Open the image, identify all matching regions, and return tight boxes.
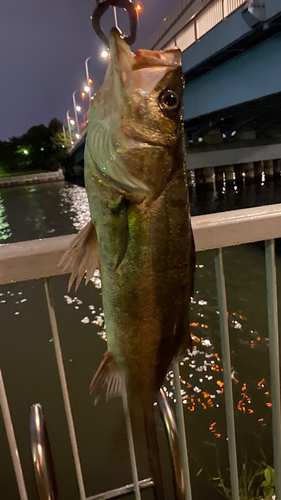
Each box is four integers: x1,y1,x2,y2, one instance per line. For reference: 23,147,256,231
0,170,64,188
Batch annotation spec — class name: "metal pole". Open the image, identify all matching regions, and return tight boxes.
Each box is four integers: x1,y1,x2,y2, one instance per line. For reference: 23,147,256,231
113,6,118,28
265,239,281,500
44,278,86,500
137,11,140,34
66,110,72,144
85,57,92,107
214,248,239,500
85,478,153,500
158,387,185,500
0,367,29,500
72,90,80,135
30,404,58,500
121,386,141,500
222,0,225,19
173,362,193,500
62,125,66,143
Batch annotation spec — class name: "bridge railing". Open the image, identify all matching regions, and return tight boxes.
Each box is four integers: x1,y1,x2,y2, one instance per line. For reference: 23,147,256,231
0,202,281,500
153,0,246,52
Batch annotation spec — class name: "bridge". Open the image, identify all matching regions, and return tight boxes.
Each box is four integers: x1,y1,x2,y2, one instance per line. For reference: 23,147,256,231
67,0,281,183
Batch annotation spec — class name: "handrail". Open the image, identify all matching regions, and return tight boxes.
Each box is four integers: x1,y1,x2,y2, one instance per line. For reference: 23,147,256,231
158,388,186,500
1,204,281,285
148,0,246,51
30,404,59,500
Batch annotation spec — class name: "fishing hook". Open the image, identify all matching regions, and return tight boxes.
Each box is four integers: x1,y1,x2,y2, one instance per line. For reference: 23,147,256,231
92,0,137,49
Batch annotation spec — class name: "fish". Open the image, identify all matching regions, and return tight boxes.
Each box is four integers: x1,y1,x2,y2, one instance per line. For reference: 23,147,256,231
62,28,195,499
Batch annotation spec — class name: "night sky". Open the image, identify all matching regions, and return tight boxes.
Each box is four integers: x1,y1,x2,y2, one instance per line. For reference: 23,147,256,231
0,0,177,141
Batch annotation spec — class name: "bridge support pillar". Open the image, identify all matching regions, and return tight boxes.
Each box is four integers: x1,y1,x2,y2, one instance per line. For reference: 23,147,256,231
203,167,214,187
215,166,224,186
234,164,244,184
244,162,255,184
254,161,263,181
273,159,281,179
264,160,274,180
194,168,205,186
225,165,234,185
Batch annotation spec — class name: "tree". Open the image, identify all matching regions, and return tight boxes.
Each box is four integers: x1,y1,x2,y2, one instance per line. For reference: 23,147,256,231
0,118,69,175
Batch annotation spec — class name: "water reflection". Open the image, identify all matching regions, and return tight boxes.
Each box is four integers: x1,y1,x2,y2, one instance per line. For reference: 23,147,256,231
59,184,90,231
0,193,11,243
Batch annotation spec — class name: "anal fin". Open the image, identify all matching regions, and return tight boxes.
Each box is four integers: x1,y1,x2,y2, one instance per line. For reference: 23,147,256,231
89,351,124,401
59,220,101,291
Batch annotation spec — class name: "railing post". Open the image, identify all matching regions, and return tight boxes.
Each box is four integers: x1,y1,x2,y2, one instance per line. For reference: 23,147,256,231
173,362,193,500
44,277,86,500
265,239,281,500
121,387,141,500
0,368,28,500
194,20,197,41
214,248,239,500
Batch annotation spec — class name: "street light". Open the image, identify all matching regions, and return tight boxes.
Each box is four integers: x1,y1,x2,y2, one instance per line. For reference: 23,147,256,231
136,4,142,31
72,90,80,134
85,57,94,106
101,50,109,59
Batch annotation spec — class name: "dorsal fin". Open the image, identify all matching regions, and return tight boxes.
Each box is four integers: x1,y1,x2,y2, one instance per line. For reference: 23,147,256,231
59,221,101,291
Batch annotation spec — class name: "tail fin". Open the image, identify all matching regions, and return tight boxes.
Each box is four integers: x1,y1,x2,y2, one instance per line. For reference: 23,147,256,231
142,400,165,500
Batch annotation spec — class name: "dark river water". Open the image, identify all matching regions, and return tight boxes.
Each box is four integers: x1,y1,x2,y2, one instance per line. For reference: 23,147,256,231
0,178,281,500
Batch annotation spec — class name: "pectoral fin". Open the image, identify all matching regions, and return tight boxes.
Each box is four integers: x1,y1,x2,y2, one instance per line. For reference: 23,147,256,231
59,220,101,291
110,196,130,270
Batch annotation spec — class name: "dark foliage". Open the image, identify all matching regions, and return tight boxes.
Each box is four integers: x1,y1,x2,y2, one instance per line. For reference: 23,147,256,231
0,118,69,175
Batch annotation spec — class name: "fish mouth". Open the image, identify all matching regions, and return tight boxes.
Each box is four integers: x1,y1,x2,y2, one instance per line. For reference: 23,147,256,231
108,29,182,95
109,28,181,71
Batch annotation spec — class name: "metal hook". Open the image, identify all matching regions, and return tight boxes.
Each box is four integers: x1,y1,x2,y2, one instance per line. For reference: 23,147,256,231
92,0,137,49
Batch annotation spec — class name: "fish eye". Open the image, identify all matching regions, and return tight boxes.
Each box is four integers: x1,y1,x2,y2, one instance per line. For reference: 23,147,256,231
158,90,180,111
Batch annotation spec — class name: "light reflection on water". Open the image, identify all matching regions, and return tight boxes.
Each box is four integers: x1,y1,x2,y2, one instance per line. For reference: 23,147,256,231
59,183,90,231
0,193,12,243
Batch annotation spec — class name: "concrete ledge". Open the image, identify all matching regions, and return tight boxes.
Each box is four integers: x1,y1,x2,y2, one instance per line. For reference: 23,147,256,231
0,234,75,284
0,171,64,188
1,203,281,284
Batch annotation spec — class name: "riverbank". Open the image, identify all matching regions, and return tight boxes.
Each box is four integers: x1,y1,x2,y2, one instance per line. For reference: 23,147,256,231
0,169,64,188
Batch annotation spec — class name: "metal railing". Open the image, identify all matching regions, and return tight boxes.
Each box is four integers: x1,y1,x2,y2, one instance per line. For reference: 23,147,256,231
1,203,281,499
155,0,246,52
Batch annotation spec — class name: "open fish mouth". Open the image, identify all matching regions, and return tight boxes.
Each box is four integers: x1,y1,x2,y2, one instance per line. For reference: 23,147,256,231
109,27,181,69
108,28,182,95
